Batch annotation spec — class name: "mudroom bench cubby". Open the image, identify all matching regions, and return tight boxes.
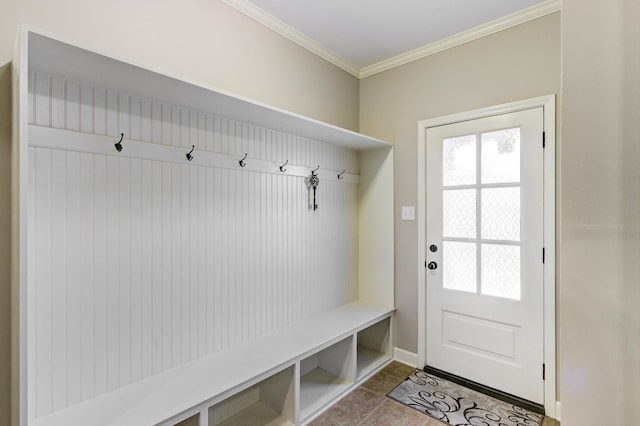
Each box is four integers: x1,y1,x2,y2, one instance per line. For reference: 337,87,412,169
12,28,395,426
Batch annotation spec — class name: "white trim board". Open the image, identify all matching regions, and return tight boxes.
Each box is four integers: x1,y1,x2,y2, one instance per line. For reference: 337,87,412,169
416,95,557,418
28,126,361,184
221,0,560,79
393,347,418,368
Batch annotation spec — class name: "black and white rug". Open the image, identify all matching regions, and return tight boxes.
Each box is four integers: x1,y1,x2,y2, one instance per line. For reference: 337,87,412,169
387,370,543,426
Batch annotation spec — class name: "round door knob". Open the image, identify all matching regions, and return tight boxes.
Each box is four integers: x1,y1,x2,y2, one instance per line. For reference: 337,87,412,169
427,261,438,270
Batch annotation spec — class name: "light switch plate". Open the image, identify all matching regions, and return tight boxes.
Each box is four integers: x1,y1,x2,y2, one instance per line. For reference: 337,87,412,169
401,206,415,221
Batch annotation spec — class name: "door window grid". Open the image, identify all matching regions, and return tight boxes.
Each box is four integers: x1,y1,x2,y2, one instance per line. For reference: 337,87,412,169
441,128,522,300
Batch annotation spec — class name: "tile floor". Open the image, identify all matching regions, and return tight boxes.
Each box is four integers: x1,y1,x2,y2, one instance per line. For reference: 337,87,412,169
309,361,560,426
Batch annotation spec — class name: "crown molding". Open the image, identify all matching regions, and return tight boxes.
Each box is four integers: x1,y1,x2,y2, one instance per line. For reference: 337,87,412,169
222,0,561,80
360,0,561,78
222,0,361,78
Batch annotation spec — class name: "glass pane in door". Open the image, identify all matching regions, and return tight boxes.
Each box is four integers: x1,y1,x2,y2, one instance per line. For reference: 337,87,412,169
481,244,521,300
481,128,520,184
443,135,476,186
481,188,520,241
443,241,476,293
443,189,476,238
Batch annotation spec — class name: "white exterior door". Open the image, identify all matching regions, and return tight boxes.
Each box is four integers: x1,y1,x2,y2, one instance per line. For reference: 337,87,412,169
425,108,544,404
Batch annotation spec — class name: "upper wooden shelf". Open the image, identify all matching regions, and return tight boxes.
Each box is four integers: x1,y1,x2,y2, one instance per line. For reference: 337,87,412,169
26,29,391,151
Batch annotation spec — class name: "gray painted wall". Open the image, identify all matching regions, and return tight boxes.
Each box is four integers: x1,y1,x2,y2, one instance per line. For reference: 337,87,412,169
359,13,561,355
559,0,640,423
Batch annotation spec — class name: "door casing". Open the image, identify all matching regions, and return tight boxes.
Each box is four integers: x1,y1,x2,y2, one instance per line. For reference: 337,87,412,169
416,95,557,417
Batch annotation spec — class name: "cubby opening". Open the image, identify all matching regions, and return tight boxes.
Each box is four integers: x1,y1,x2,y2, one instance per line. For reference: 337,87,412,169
208,366,295,426
356,317,391,379
299,337,354,420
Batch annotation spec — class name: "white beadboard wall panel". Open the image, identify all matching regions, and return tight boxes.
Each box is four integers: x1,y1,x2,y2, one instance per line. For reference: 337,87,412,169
27,71,361,417
28,71,360,174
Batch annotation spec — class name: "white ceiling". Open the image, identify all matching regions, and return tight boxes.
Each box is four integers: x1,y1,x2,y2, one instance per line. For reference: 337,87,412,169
223,0,559,78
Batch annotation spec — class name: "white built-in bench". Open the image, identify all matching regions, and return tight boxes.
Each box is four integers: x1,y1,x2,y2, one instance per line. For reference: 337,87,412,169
32,302,394,426
15,28,395,426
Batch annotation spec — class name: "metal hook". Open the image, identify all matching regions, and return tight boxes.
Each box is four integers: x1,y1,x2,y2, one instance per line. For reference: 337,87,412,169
311,165,320,175
186,145,195,162
239,153,248,168
114,133,124,152
337,169,346,180
279,160,288,172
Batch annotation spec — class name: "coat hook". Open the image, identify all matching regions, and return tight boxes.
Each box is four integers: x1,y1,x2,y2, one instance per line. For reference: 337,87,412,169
311,165,320,174
337,169,346,180
186,145,195,161
114,133,124,152
239,153,248,168
279,160,288,172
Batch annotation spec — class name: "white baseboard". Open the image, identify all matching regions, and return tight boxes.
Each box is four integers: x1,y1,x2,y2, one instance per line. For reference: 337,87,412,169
393,347,418,368
554,401,561,421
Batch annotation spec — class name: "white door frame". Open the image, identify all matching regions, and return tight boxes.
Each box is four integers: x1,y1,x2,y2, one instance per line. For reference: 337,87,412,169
417,95,556,417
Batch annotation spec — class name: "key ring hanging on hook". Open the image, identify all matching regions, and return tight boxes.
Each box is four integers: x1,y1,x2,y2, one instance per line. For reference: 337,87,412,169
309,166,320,211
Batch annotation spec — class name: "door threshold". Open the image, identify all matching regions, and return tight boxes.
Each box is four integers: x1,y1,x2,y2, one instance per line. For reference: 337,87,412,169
423,365,544,415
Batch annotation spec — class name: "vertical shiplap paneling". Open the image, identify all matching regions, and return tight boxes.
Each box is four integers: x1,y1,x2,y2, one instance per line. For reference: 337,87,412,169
171,107,182,148
65,150,82,406
212,167,222,354
197,166,207,359
94,87,107,136
65,80,80,132
118,156,132,388
150,101,162,144
171,163,183,366
79,152,95,401
130,158,143,383
32,148,52,417
118,94,130,145
140,98,152,143
160,161,172,371
105,154,120,392
180,164,191,364
140,159,154,380
33,71,50,127
130,96,142,142
205,114,214,152
93,154,109,396
28,71,35,125
28,71,361,416
50,149,67,412
50,76,65,130
106,90,119,139
228,168,239,347
26,147,37,421
151,160,163,375
80,84,93,134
